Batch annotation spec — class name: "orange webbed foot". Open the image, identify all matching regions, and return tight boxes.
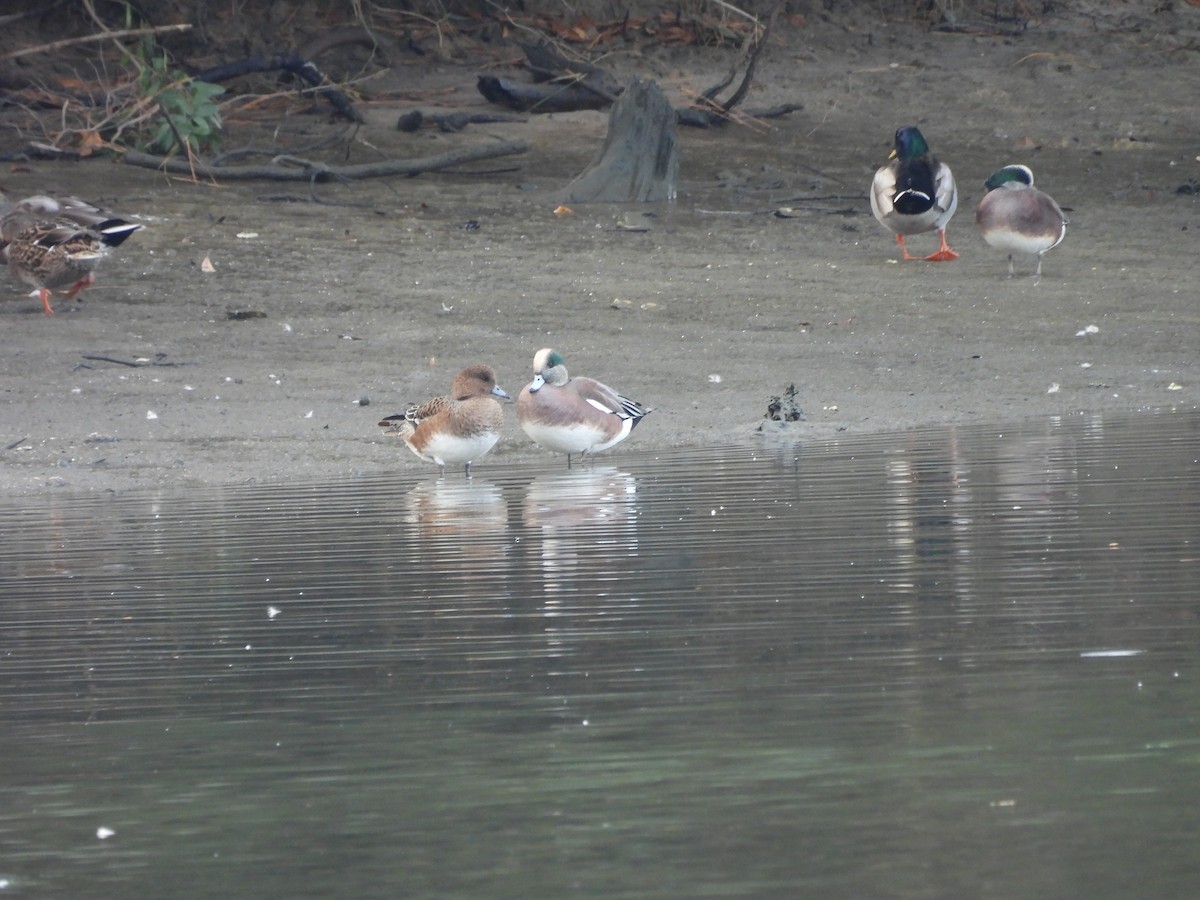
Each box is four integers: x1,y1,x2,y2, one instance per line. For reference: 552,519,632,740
924,248,959,262
923,231,958,262
38,289,55,315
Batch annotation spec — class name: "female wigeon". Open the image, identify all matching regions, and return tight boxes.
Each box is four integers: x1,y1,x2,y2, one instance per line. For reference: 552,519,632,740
1,193,142,315
378,364,510,476
870,125,959,262
975,164,1068,278
517,348,650,467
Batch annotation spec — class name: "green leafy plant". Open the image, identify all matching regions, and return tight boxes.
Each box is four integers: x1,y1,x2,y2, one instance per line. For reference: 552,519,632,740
135,44,224,156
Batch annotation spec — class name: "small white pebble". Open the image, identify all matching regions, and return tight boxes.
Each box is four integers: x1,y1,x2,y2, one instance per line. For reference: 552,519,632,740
707,374,722,383
303,410,314,419
96,827,115,840
146,411,158,420
268,606,281,619
1047,383,1060,394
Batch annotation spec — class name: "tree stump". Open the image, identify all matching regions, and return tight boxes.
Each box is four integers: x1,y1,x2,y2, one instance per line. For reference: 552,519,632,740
561,78,679,203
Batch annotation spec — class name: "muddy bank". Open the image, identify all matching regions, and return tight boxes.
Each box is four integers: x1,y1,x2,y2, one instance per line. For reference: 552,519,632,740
1,8,1197,496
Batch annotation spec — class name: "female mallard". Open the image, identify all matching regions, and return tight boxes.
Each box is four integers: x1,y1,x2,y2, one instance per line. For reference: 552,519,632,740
1,193,142,315
870,125,958,262
975,164,1067,278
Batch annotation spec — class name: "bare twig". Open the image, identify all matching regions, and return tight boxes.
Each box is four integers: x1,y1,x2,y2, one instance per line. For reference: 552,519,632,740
1,24,193,62
81,354,194,368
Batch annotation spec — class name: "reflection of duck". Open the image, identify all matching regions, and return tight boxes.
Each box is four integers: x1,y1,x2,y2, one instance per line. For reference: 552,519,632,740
379,365,510,476
1,193,143,315
976,165,1068,278
870,125,958,262
403,478,507,537
523,467,640,609
517,348,651,468
522,466,638,529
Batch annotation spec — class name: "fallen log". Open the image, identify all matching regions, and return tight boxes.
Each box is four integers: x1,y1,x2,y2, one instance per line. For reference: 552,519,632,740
397,109,527,133
119,140,530,180
477,75,611,113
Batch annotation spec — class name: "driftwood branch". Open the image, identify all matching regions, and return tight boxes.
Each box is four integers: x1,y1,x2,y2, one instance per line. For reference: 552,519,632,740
193,53,364,122
479,19,799,129
297,26,399,66
681,3,781,127
397,110,526,133
120,140,530,180
0,23,193,62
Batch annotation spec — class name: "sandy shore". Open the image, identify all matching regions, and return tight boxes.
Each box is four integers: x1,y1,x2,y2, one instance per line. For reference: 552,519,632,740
1,6,1197,497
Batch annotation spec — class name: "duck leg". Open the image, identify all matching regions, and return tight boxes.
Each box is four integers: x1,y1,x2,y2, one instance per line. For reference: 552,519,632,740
923,229,959,262
36,288,55,315
63,272,95,300
894,234,922,261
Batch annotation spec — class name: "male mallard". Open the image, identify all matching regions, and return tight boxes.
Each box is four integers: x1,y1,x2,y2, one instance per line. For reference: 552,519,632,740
517,348,651,468
0,193,142,315
378,365,510,477
870,125,958,261
975,164,1068,278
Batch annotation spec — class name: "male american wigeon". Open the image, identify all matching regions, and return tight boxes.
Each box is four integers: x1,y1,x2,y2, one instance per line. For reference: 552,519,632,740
870,125,959,262
378,364,510,476
1,192,142,315
975,164,1068,278
517,348,650,468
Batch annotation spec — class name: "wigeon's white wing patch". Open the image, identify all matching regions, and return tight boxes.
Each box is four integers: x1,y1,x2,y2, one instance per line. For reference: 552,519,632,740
585,396,618,415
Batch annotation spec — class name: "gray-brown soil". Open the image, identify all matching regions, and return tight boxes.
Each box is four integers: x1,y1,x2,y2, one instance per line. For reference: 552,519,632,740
1,3,1197,496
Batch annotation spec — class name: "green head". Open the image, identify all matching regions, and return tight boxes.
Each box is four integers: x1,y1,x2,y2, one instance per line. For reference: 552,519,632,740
984,165,1035,191
891,125,931,160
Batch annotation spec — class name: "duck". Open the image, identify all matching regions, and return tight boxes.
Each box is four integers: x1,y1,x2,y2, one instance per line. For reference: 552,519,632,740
870,125,958,262
517,348,650,468
378,364,510,476
1,193,143,315
975,164,1068,278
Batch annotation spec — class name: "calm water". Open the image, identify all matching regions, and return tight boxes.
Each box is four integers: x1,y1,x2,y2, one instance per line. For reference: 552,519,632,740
1,411,1198,898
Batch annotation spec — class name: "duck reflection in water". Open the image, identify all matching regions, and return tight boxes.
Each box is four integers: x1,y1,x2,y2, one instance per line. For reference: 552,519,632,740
402,477,507,538
522,467,640,619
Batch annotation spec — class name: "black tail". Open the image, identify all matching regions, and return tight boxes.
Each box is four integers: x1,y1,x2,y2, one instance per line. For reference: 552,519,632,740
96,219,143,248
